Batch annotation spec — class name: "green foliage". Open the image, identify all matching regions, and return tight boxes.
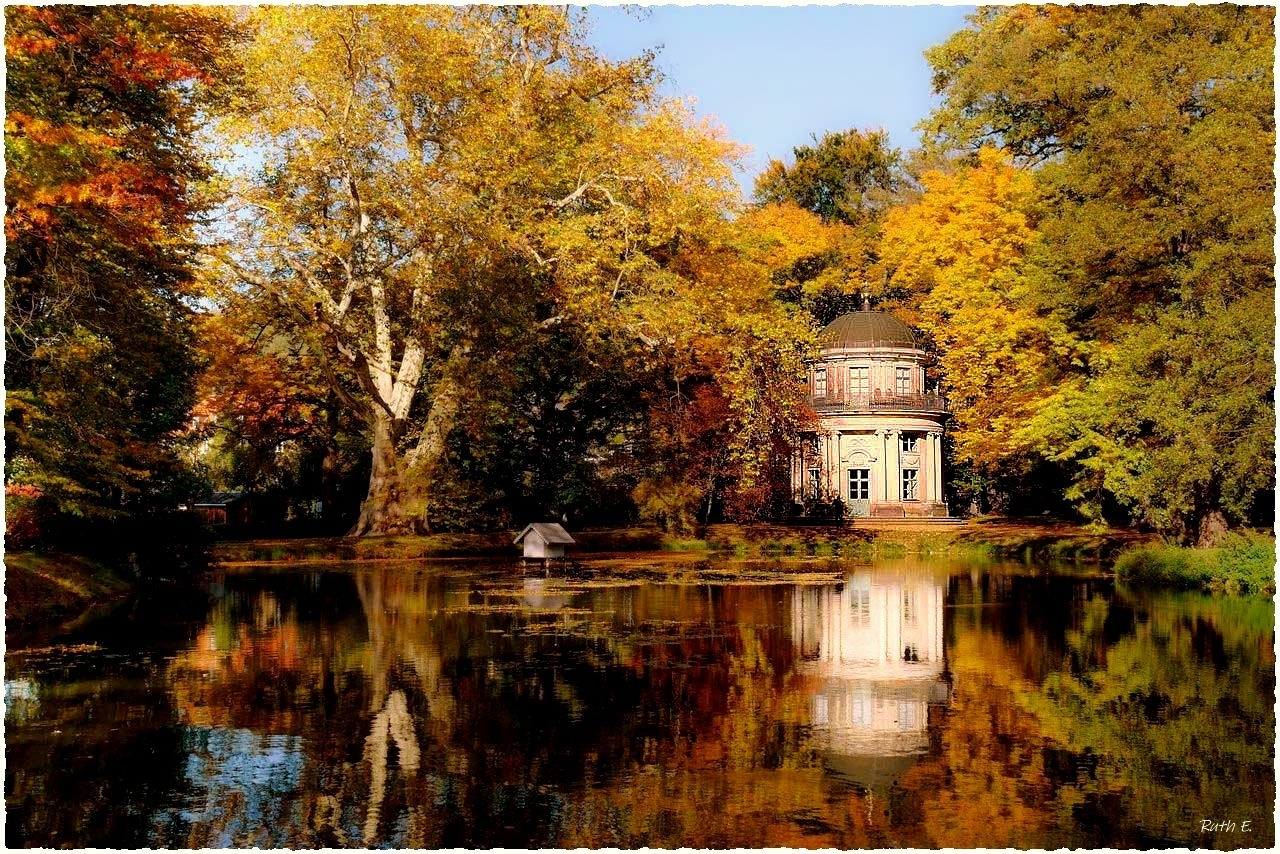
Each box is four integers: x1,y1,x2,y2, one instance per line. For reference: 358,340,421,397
1114,532,1276,595
755,128,906,228
1028,291,1275,540
957,584,1276,846
920,5,1275,542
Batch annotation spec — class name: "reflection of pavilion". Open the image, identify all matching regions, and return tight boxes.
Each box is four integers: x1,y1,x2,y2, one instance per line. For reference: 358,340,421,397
792,572,951,785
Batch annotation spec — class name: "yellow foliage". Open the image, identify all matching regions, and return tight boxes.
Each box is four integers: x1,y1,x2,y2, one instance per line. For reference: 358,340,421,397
879,148,1074,472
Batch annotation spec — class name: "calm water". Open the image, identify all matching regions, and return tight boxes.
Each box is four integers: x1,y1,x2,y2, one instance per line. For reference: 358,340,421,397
5,556,1274,849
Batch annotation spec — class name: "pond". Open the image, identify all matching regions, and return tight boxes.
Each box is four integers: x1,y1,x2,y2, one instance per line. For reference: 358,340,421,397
5,555,1274,848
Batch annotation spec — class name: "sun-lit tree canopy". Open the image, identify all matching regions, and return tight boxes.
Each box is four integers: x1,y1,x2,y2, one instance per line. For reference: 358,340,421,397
918,4,1274,541
210,5,811,534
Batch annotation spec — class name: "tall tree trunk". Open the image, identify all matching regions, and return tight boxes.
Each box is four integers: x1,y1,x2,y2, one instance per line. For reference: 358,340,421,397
349,363,466,536
350,413,419,536
1195,509,1229,548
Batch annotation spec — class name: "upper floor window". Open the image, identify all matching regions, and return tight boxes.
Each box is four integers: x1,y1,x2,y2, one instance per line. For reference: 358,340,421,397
895,366,912,395
849,365,870,396
814,367,827,396
900,434,919,453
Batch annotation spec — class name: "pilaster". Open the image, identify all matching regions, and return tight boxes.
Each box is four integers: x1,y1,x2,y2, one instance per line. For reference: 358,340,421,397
887,428,901,502
928,431,943,506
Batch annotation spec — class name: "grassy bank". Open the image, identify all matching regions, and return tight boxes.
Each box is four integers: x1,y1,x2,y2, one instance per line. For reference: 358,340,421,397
1113,533,1276,596
4,551,135,644
694,519,1150,562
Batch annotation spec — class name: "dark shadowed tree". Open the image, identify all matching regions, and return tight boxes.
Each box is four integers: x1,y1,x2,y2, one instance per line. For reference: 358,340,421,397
5,6,239,536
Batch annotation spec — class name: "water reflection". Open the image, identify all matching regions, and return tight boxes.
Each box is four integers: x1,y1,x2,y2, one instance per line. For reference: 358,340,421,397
793,573,950,782
4,559,1274,849
177,729,305,848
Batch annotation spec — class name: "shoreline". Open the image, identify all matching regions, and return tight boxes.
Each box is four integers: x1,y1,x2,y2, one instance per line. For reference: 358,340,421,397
8,520,1269,641
205,518,1153,566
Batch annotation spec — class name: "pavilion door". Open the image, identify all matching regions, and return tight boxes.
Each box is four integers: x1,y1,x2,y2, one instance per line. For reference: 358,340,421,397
847,468,871,517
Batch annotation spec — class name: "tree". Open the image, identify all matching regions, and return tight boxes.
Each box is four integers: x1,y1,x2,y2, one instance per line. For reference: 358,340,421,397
755,128,905,228
751,128,910,325
921,5,1275,542
193,302,369,530
214,7,760,535
879,148,1074,480
627,233,817,531
733,202,865,325
4,6,238,531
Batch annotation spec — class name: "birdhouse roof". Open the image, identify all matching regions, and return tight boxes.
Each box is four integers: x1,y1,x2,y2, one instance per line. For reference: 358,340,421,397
513,522,575,545
194,491,247,508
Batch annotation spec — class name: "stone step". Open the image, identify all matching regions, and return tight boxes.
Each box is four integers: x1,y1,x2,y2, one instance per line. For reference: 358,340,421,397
851,517,967,528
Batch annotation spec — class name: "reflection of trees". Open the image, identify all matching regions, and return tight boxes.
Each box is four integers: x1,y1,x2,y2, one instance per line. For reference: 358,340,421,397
363,689,419,842
893,578,1275,848
156,566,1273,848
164,569,845,845
5,665,190,847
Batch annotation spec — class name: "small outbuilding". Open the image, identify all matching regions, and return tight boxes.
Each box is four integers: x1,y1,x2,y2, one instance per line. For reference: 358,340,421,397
514,522,575,559
193,491,252,528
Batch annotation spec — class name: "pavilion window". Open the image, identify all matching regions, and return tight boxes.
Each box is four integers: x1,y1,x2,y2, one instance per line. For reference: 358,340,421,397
849,365,870,397
900,433,919,453
814,367,827,396
901,468,919,501
848,468,870,500
895,366,911,395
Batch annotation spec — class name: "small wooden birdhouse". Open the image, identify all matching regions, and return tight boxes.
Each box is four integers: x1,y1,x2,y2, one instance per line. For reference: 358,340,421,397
513,522,575,559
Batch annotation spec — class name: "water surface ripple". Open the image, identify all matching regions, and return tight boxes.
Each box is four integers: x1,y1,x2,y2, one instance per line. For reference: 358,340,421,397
5,556,1274,848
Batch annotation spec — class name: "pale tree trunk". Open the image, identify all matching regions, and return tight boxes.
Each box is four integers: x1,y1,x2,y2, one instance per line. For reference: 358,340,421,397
219,170,472,537
348,355,467,536
351,412,418,536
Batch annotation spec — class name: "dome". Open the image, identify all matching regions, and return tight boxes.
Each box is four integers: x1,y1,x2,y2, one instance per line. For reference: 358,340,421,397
819,311,917,351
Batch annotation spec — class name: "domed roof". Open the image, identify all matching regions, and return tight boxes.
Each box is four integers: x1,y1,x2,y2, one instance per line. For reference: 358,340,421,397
820,310,917,351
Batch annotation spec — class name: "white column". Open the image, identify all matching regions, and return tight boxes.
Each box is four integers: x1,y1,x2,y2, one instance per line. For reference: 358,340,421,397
825,432,835,497
887,429,901,502
929,431,944,506
874,429,885,501
921,432,934,501
920,432,933,502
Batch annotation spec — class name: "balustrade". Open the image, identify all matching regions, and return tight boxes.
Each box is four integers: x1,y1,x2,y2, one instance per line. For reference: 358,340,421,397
809,391,950,413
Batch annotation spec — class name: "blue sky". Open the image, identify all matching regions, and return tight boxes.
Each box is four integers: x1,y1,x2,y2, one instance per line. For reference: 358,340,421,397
584,4,976,194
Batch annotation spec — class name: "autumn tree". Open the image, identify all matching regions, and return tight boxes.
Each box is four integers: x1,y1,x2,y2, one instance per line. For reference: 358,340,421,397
4,6,238,535
879,149,1075,492
193,303,369,528
627,226,816,530
733,202,860,324
750,128,911,324
213,6,795,535
921,5,1275,542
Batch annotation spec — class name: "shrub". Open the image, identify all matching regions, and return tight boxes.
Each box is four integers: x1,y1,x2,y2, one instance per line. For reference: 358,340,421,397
5,483,48,550
1114,533,1275,595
